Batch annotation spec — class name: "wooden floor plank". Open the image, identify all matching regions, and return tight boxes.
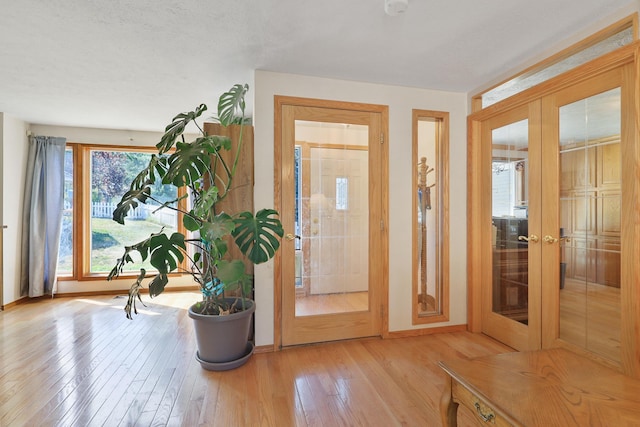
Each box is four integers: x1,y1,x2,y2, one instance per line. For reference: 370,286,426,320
0,292,513,426
1,300,136,425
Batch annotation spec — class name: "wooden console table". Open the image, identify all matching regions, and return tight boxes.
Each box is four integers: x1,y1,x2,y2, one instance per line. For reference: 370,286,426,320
439,348,640,426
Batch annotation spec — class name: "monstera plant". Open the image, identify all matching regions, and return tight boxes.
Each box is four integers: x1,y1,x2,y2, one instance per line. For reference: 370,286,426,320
107,84,283,369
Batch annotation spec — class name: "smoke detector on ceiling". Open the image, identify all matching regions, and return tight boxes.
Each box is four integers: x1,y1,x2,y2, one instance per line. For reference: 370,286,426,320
384,0,408,16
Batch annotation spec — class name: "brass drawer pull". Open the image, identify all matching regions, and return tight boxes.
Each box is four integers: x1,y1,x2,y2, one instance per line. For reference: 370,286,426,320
474,401,496,422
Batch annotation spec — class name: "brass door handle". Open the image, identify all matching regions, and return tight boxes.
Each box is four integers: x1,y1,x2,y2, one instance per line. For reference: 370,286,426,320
543,235,558,244
285,233,301,241
518,234,539,243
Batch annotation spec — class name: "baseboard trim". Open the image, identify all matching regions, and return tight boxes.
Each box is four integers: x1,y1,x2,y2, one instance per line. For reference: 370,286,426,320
254,344,275,354
2,296,30,310
0,287,201,311
385,324,468,339
50,286,200,299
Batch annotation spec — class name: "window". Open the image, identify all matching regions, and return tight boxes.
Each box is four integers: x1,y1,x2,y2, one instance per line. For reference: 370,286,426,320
474,15,636,110
294,145,302,251
412,110,450,324
335,177,348,210
57,147,74,275
58,144,184,279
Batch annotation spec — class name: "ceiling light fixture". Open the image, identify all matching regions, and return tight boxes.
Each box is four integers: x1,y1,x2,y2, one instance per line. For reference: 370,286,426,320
384,0,408,16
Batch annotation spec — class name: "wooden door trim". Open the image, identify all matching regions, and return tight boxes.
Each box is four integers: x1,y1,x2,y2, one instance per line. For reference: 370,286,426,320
469,41,637,123
469,56,640,376
411,109,450,325
471,14,637,113
473,104,542,351
273,95,389,350
540,67,625,353
468,42,640,335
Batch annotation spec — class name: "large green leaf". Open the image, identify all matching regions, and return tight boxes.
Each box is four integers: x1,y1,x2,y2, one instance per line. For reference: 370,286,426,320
129,154,167,188
112,154,175,225
212,238,228,259
112,183,152,225
148,232,186,274
232,209,283,264
107,236,153,280
182,212,201,231
123,269,147,319
199,134,232,152
148,273,169,297
192,186,219,219
157,104,207,154
216,259,246,286
200,213,235,242
218,84,248,126
163,139,213,187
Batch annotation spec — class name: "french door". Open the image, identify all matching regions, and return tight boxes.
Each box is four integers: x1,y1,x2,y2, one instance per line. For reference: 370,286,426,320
481,102,542,351
478,65,627,361
540,68,626,365
275,96,388,347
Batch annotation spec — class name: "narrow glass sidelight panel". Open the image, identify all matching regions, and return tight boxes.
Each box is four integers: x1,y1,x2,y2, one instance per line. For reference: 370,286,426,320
412,111,449,324
293,121,369,317
491,119,530,324
558,88,621,363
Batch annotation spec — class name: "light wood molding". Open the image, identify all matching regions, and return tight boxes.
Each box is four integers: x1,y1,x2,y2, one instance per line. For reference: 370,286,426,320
273,95,389,348
470,40,637,122
619,57,639,377
411,109,450,325
387,324,466,338
471,13,638,113
203,123,254,275
469,46,640,376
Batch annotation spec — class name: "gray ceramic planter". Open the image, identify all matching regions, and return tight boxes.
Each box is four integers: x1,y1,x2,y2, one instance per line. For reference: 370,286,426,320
188,298,255,371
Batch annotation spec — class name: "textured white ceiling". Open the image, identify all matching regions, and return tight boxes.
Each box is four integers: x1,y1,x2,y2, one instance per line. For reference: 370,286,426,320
0,0,636,131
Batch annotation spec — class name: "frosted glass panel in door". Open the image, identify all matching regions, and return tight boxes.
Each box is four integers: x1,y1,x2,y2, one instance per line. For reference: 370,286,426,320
491,119,530,324
294,121,369,317
558,88,621,363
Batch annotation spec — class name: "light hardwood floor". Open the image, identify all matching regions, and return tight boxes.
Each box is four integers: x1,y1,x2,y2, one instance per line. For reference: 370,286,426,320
559,278,621,363
0,292,512,426
295,291,369,316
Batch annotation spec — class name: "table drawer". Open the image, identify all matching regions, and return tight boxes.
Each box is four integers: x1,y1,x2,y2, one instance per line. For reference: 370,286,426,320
452,380,515,426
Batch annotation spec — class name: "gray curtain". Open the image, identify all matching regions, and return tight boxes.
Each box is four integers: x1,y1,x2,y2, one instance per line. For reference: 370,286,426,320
20,136,66,297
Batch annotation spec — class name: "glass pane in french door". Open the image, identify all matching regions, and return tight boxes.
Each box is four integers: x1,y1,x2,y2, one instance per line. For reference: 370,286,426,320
293,121,369,317
558,88,621,363
491,119,530,324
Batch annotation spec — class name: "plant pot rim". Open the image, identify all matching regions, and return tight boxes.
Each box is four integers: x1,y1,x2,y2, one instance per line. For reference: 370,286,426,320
188,298,255,322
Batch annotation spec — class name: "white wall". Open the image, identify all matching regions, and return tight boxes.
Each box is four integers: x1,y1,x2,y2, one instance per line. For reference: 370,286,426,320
253,71,468,346
1,114,29,305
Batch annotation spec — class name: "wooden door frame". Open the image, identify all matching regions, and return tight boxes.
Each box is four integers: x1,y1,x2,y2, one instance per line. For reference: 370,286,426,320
484,103,542,352
468,42,638,333
273,95,389,350
467,41,640,376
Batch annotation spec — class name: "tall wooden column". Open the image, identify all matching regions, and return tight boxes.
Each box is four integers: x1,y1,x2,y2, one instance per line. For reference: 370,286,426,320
203,123,254,276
